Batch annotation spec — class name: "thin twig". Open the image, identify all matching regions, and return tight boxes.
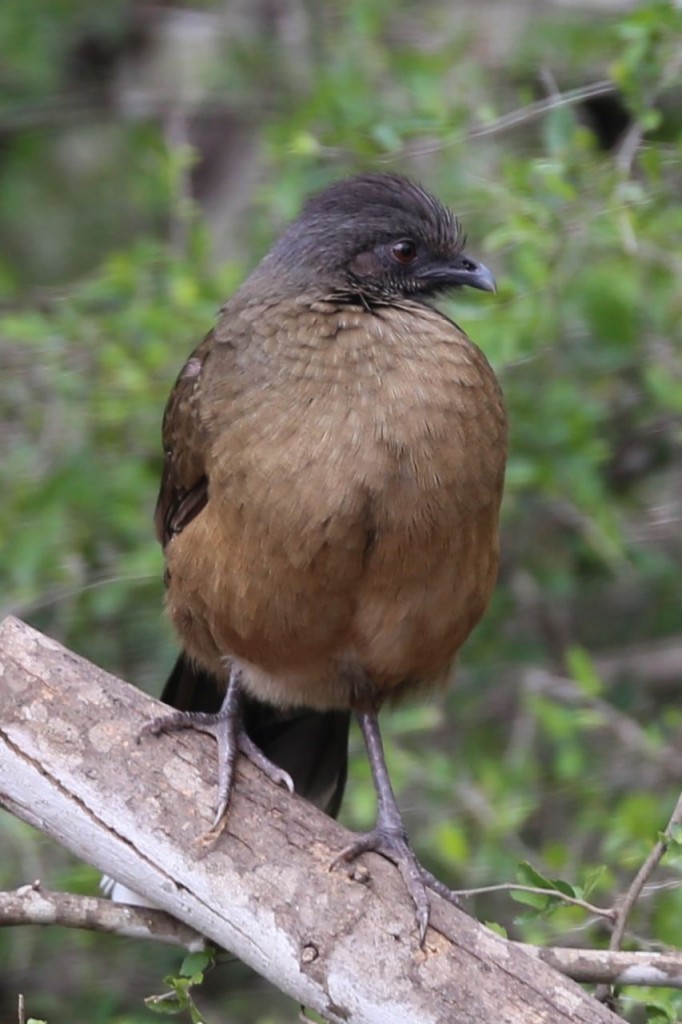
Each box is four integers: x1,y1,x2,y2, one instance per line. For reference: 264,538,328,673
164,106,193,257
610,792,682,954
465,79,617,139
404,80,616,159
455,882,614,920
10,885,682,992
615,120,647,177
3,571,157,621
593,791,682,1001
615,46,682,176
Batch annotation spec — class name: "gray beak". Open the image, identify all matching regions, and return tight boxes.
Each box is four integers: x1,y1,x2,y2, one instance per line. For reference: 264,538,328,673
449,256,496,294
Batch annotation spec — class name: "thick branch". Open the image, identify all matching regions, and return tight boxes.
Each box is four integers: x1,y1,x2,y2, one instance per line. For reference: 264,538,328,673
0,616,623,1024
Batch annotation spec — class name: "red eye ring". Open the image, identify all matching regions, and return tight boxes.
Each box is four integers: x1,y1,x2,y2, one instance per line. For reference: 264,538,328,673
391,239,418,264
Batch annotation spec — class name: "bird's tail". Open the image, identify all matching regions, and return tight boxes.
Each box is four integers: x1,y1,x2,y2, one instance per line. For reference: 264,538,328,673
162,652,350,819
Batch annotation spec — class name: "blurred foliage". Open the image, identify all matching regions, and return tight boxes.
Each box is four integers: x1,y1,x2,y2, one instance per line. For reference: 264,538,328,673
1,0,682,1022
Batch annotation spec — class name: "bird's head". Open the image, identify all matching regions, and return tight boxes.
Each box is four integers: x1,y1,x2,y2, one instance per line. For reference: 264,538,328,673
261,172,495,304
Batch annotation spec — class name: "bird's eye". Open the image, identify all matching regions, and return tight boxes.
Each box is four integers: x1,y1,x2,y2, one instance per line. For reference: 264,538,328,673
391,239,418,265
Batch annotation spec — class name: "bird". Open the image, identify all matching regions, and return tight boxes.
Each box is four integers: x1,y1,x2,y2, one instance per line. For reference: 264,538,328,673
142,172,508,944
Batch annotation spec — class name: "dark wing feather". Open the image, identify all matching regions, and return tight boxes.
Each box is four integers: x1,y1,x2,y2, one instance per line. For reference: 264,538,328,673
154,333,213,548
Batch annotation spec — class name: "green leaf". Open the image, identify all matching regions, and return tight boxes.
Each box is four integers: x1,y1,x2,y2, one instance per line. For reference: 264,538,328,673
582,865,607,898
180,949,213,983
667,825,682,847
517,861,555,890
565,646,603,698
511,889,550,910
516,862,577,903
644,1001,676,1024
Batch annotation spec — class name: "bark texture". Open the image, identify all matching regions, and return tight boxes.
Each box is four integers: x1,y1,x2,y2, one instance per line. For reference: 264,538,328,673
0,615,623,1024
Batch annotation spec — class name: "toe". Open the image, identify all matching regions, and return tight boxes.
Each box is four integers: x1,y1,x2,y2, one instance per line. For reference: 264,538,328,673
238,732,295,792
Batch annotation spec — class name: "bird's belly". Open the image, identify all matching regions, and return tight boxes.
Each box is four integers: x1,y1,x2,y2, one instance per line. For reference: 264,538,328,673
233,505,500,711
348,503,501,700
165,454,501,709
164,499,361,676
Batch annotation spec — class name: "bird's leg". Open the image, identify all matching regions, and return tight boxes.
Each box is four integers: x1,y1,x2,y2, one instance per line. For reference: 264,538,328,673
140,664,294,828
331,711,429,939
332,711,459,945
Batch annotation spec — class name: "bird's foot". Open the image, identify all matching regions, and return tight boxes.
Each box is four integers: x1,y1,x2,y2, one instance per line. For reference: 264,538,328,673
331,825,433,945
139,677,293,831
205,719,294,840
237,730,295,799
331,712,463,945
415,863,462,910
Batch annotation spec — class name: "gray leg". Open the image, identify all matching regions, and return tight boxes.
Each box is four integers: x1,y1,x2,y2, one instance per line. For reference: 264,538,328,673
140,665,293,828
332,711,460,945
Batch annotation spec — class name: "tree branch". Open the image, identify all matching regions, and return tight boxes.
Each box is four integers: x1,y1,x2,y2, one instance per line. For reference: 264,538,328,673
0,616,625,1024
455,882,614,920
9,881,682,992
521,944,682,990
0,881,204,949
610,791,682,955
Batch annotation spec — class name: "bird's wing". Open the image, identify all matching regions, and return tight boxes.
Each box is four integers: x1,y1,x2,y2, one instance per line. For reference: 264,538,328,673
154,332,214,548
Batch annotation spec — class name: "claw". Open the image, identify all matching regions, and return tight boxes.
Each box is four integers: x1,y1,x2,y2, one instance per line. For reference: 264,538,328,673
238,732,295,794
139,666,294,831
330,824,432,945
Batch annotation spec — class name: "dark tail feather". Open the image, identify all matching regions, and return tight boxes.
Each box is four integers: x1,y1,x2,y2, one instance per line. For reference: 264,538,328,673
161,653,350,819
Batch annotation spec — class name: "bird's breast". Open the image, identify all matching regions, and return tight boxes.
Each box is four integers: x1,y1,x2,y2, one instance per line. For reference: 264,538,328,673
207,299,505,507
166,298,506,705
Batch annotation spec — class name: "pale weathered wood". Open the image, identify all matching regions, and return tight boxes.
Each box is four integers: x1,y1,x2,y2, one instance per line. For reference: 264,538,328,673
0,615,622,1024
0,881,204,949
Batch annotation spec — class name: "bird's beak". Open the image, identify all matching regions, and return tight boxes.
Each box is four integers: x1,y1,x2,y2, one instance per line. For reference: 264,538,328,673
448,255,496,294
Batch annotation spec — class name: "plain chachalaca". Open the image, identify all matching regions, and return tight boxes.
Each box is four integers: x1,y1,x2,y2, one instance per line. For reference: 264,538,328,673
143,172,507,943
